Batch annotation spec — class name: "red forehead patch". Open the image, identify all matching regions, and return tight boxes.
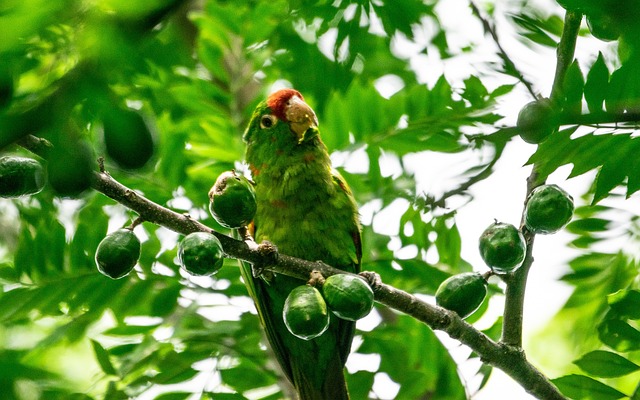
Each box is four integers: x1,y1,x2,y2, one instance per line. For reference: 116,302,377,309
266,89,303,122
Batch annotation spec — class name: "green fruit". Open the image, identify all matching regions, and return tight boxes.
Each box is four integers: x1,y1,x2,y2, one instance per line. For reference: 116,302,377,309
102,107,155,170
436,272,488,319
209,171,257,228
587,14,620,41
516,99,556,144
525,184,574,234
479,222,526,273
177,232,224,276
47,140,94,198
0,156,45,198
283,285,330,341
322,274,374,321
95,228,141,279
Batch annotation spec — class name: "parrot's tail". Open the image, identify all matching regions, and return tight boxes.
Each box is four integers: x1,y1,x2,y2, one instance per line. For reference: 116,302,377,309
293,358,349,400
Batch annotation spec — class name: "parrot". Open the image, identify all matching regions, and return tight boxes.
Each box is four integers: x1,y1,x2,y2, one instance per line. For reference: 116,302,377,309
240,88,362,400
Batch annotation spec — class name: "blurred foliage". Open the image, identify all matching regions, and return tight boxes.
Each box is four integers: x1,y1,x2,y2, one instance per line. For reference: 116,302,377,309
1,0,640,399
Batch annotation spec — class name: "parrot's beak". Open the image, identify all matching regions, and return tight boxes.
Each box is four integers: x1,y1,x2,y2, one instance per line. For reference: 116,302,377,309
285,95,319,144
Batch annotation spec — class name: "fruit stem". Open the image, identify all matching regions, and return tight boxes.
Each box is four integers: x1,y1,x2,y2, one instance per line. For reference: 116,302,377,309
128,217,144,230
308,270,325,287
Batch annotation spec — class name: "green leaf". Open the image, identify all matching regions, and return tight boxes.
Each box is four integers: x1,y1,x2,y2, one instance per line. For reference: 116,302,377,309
91,339,118,376
434,218,462,268
152,367,199,385
0,265,19,282
219,360,277,392
359,315,466,399
574,350,640,378
103,324,161,336
584,52,609,113
598,319,640,352
608,289,640,319
527,129,640,201
461,75,489,106
511,13,559,47
563,60,585,114
552,374,627,400
154,393,192,400
565,218,610,234
346,371,375,400
200,393,249,400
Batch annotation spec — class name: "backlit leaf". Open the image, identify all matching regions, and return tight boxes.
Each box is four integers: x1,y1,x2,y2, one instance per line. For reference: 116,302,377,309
574,350,640,378
552,374,626,400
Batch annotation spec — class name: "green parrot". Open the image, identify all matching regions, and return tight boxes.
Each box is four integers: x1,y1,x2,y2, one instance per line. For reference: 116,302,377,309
241,88,362,400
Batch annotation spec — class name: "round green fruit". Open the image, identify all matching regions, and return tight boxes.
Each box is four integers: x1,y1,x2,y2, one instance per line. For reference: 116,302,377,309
516,99,556,144
177,232,224,276
0,156,45,198
587,14,620,41
525,184,574,234
102,107,155,170
95,228,141,279
47,140,94,198
283,285,330,341
209,171,256,228
436,272,488,319
479,222,526,273
322,274,374,321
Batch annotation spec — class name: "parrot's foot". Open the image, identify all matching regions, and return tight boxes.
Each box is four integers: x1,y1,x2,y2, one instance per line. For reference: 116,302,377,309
252,241,279,279
359,271,382,293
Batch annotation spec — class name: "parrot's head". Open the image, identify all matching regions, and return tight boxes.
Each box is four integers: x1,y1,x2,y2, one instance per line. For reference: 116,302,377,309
243,89,320,151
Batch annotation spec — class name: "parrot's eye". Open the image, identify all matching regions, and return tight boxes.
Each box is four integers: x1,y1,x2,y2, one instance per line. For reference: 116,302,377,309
260,115,276,129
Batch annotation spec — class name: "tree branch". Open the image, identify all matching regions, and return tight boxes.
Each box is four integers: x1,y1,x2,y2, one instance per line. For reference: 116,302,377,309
549,11,584,103
501,10,583,348
468,0,538,99
88,167,567,399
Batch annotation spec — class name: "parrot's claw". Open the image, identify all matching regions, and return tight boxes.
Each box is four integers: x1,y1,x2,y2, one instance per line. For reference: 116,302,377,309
252,241,279,280
359,271,382,293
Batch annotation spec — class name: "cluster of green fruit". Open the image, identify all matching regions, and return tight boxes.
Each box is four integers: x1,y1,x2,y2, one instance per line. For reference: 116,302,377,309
93,169,256,280
284,274,375,340
94,228,226,280
435,184,574,319
0,105,155,199
207,170,377,340
206,170,377,340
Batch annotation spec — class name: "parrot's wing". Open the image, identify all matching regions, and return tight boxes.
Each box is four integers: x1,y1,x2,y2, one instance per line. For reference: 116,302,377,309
331,170,362,366
332,170,362,271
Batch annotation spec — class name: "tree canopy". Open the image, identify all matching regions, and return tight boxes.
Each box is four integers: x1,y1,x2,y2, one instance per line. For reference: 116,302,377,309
1,0,640,399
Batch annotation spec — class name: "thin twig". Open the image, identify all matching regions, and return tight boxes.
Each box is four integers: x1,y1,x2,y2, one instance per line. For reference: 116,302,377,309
468,0,538,99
